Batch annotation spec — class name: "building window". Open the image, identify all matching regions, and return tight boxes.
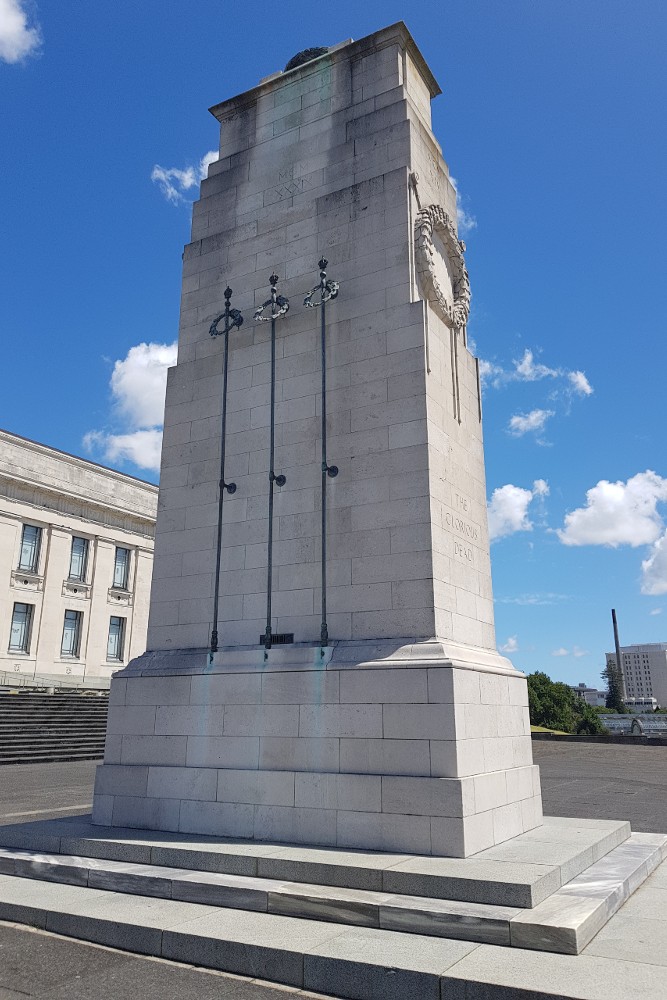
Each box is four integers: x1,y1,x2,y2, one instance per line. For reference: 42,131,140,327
9,603,33,653
107,616,125,661
18,524,42,573
69,537,89,581
113,547,130,589
61,610,83,658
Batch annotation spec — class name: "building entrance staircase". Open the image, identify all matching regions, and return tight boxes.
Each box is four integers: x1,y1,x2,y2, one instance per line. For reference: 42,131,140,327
0,691,108,764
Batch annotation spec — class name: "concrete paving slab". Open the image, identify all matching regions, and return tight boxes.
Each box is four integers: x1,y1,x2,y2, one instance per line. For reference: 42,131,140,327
302,926,478,1000
476,840,597,886
584,913,667,967
0,876,90,930
441,942,667,1000
646,863,667,889
609,883,667,920
162,907,346,988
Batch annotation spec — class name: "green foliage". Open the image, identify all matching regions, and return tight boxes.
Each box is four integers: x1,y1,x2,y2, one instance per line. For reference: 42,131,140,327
527,672,606,735
575,700,607,735
601,660,627,713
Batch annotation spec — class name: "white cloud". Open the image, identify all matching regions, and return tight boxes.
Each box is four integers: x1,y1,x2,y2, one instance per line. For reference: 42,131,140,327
152,150,218,204
558,471,667,548
552,648,569,657
499,592,567,606
573,646,588,658
508,408,554,438
568,370,593,396
199,149,218,176
514,349,558,382
110,342,178,428
478,358,505,388
0,0,41,63
450,176,477,236
641,530,667,595
83,429,164,473
500,635,519,654
487,479,548,541
84,341,177,473
476,348,594,403
650,608,663,616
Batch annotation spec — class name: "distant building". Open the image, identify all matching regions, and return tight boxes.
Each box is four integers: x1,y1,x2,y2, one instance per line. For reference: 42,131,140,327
0,429,158,685
625,696,658,712
606,644,667,709
570,682,606,708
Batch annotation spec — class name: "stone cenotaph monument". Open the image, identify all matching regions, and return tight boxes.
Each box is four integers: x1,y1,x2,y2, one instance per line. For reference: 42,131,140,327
93,23,543,857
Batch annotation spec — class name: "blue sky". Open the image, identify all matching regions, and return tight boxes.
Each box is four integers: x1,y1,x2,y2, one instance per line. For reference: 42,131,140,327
1,1,666,685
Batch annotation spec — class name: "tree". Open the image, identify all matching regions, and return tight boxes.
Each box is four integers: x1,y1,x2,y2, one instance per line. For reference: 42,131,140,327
575,701,606,736
527,671,606,735
601,660,627,713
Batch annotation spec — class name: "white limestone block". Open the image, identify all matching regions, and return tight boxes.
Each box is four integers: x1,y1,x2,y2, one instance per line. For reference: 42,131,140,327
340,738,431,777
147,766,217,802
473,770,508,813
382,774,474,819
106,706,156,737
120,736,187,767
337,809,432,854
258,737,340,772
217,768,295,807
186,736,260,769
190,673,262,705
383,703,456,740
493,801,524,845
179,799,254,837
222,704,300,738
261,669,339,705
298,704,383,738
339,667,428,704
253,805,337,846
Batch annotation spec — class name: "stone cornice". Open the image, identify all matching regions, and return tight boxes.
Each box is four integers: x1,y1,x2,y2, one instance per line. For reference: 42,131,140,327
0,430,158,523
0,475,155,540
208,22,441,124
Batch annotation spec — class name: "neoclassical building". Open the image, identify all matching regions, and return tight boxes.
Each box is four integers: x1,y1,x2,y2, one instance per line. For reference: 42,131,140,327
0,429,158,685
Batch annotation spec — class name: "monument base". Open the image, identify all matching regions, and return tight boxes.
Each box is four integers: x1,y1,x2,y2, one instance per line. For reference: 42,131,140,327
94,639,542,857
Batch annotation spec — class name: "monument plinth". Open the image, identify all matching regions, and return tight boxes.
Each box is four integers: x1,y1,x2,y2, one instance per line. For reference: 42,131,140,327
93,22,542,856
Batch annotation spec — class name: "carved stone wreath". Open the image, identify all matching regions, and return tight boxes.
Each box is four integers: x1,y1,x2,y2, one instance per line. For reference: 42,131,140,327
414,205,471,330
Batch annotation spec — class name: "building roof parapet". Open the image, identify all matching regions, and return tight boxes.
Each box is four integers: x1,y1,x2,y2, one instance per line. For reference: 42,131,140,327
0,429,158,519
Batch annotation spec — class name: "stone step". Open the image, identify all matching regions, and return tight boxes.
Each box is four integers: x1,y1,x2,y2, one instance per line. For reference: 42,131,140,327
1,833,665,954
0,874,481,999
0,733,106,742
0,814,632,908
0,750,104,764
0,846,521,947
0,834,664,1000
